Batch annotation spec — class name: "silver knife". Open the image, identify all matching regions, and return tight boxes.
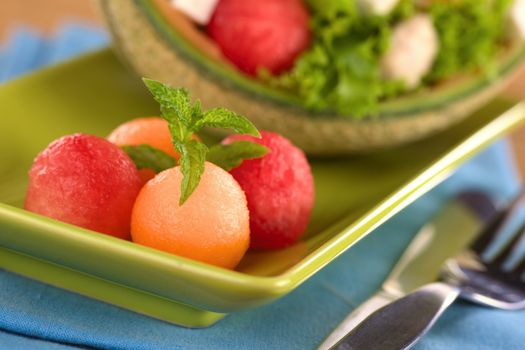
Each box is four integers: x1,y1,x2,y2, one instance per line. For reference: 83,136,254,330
318,191,497,349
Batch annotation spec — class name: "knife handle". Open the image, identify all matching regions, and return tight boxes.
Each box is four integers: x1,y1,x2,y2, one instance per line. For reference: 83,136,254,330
331,282,460,350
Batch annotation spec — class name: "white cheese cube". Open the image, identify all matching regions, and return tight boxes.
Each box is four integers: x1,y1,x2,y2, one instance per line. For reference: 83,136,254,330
508,0,525,40
171,0,220,25
381,14,438,88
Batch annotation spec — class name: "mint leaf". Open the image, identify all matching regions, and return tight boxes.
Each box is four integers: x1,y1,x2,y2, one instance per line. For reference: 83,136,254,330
122,144,176,173
162,105,188,143
191,99,203,127
177,140,208,205
143,78,193,141
207,141,269,171
194,108,260,137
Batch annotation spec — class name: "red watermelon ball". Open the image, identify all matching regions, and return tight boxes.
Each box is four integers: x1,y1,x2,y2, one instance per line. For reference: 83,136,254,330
223,131,314,249
24,133,142,240
207,0,311,76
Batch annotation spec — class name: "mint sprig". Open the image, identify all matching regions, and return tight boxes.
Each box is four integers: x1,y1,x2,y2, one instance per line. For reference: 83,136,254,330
142,78,264,205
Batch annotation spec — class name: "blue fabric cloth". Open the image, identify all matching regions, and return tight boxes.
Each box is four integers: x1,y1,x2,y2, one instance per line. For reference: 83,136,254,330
1,24,525,350
0,330,85,350
0,23,108,82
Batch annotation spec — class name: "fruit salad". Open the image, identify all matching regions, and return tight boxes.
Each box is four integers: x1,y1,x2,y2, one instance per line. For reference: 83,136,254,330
24,79,315,269
170,0,525,117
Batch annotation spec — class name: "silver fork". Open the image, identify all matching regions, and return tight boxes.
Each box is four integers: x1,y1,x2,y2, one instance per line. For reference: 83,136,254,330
332,188,525,350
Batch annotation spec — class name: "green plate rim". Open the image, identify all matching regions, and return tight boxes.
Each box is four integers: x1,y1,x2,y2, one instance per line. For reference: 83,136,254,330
1,52,525,316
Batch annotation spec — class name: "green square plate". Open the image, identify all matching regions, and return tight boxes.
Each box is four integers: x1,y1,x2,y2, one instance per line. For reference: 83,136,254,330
1,49,524,328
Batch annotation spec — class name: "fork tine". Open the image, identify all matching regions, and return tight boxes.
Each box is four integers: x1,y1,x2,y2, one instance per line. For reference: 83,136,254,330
489,221,525,268
511,255,525,277
471,188,525,256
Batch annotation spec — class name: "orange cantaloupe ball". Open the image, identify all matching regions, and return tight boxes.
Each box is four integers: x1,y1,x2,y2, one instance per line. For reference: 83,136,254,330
131,162,250,269
107,117,179,158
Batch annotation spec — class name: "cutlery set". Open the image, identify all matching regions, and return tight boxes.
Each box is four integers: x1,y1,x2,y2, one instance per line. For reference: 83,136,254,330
322,189,525,349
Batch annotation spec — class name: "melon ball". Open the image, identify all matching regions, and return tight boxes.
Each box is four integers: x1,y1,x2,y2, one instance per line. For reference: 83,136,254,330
223,131,314,250
24,133,142,239
107,117,178,158
207,0,311,75
131,162,250,269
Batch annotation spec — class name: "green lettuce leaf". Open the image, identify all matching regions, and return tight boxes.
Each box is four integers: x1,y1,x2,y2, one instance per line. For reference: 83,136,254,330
265,0,511,118
425,0,513,82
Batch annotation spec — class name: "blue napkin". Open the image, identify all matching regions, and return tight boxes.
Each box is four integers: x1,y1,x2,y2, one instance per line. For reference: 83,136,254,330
0,23,108,82
1,25,525,350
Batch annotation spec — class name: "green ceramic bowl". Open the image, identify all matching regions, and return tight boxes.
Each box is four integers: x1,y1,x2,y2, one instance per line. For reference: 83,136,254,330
0,49,524,327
